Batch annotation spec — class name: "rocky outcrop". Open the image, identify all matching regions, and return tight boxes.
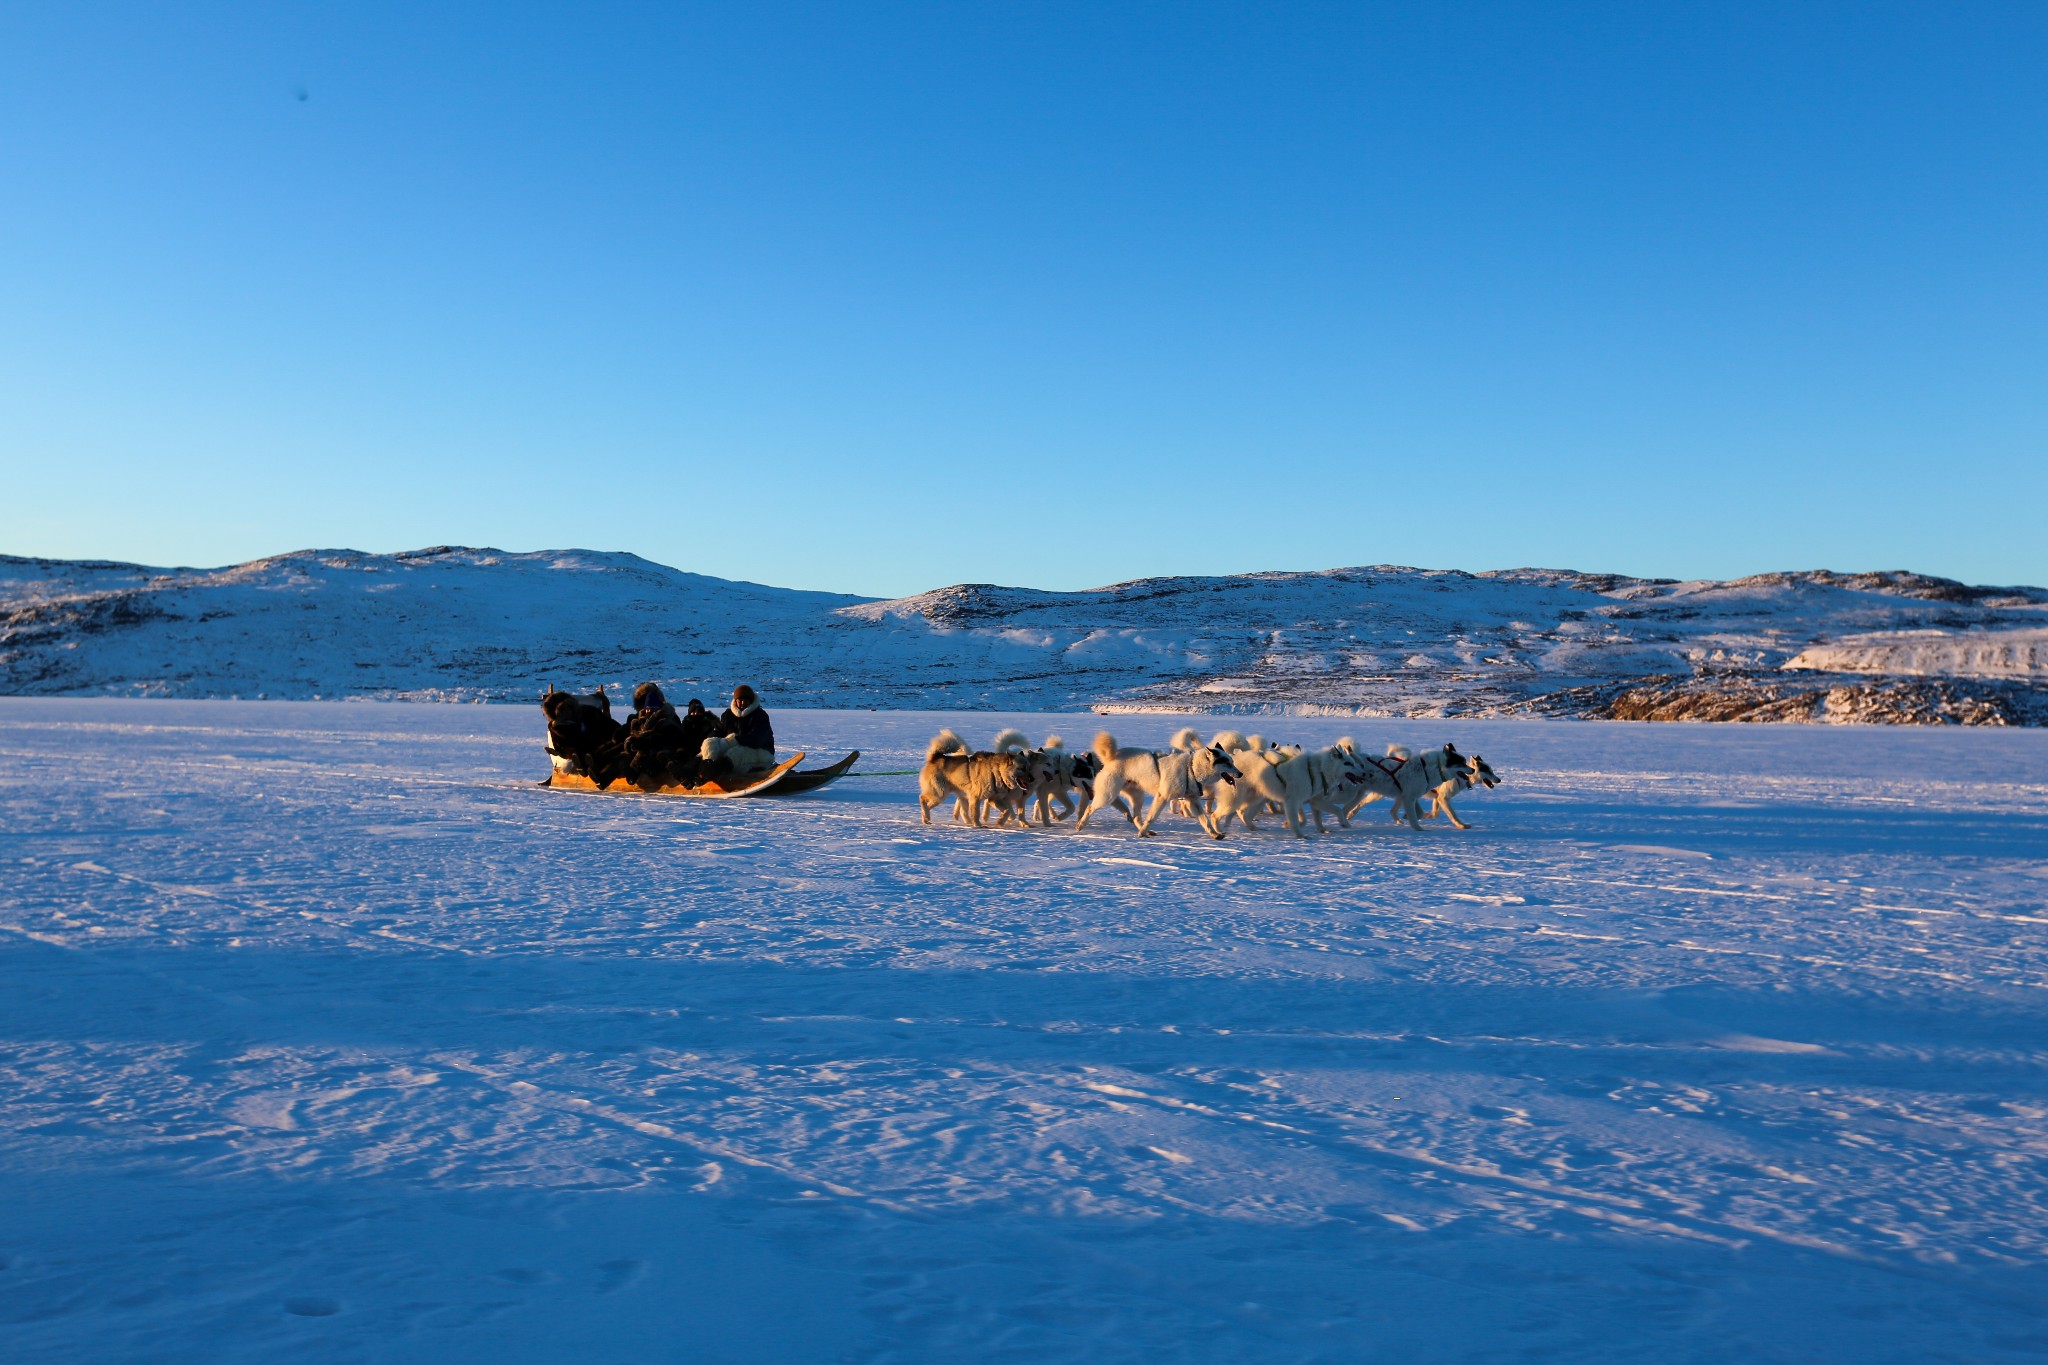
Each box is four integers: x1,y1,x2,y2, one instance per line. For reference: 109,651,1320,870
1522,672,2048,726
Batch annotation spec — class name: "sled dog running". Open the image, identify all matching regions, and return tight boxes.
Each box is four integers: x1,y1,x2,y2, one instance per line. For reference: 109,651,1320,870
933,731,1110,828
919,730,1032,827
1206,731,1378,838
1348,746,1501,828
1076,729,1241,839
1428,752,1501,827
989,730,1104,826
914,725,1499,841
1337,741,1479,829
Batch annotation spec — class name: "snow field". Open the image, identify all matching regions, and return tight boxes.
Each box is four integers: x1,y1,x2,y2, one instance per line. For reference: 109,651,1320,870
3,700,2048,1362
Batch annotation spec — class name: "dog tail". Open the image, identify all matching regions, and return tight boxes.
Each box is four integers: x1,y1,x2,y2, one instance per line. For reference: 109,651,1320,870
1170,726,1201,752
1209,729,1247,751
1334,735,1360,754
926,729,969,761
992,728,1029,753
1092,732,1121,764
1042,734,1066,751
1385,743,1414,760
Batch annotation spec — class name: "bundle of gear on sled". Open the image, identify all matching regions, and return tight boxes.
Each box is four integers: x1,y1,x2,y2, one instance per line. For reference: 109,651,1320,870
542,681,775,788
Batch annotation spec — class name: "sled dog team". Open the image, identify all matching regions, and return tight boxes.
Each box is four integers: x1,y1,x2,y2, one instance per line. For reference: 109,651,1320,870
921,727,1500,839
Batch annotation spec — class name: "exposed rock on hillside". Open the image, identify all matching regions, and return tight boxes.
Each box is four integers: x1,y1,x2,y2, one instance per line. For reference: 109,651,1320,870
1522,672,2048,726
3,549,2043,722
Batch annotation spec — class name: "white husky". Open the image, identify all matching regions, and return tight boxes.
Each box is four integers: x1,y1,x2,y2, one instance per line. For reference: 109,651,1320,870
1424,753,1500,828
1198,731,1375,838
1207,733,1278,833
1077,730,1240,839
1339,742,1477,829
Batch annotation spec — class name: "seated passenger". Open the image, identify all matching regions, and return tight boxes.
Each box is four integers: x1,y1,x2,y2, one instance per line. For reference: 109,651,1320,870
622,682,696,785
679,697,718,754
542,686,627,784
701,683,776,774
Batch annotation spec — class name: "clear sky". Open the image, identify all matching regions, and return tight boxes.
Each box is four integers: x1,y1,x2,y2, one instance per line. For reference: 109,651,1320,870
2,1,2042,597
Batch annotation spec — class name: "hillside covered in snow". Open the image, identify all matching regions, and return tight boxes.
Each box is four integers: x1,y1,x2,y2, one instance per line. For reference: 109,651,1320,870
3,547,2045,722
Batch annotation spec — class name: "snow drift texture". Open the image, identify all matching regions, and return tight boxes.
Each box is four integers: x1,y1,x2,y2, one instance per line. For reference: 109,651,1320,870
8,701,2048,1360
3,546,2045,722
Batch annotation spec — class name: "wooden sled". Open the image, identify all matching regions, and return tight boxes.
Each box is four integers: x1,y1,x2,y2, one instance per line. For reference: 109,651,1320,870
543,750,860,799
757,750,860,796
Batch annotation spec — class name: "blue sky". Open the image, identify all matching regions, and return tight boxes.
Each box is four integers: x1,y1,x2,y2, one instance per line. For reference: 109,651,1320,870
2,2,2042,596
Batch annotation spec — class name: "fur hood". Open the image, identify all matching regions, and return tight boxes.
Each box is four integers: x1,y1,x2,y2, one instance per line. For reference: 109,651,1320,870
717,698,775,754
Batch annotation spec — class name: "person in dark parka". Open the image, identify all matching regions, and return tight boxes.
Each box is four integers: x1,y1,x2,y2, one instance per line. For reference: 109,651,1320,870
704,683,776,773
679,698,718,754
542,687,628,785
622,682,697,785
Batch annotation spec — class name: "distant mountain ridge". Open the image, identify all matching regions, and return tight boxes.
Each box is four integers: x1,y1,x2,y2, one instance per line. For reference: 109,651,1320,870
3,547,2045,723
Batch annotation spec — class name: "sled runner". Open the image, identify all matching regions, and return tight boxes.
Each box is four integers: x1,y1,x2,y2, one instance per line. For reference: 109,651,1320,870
757,749,860,795
543,750,860,799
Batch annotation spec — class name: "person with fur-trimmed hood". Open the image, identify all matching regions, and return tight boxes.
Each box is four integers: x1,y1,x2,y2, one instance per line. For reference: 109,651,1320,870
703,683,776,774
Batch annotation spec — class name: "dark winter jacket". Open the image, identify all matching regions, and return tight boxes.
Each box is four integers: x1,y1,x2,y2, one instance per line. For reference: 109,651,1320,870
717,702,774,754
625,702,687,752
679,703,719,753
544,692,623,757
543,692,627,782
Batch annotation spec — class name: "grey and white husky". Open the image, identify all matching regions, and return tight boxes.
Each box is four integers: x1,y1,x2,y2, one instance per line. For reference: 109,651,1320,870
1423,753,1500,828
1012,733,1101,825
1340,742,1479,829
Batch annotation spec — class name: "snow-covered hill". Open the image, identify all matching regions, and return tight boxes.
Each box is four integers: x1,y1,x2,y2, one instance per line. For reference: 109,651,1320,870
4,547,2045,722
0,547,865,705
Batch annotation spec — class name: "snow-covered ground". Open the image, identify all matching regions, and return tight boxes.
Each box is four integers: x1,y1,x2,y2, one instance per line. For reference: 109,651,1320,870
4,699,2048,1362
